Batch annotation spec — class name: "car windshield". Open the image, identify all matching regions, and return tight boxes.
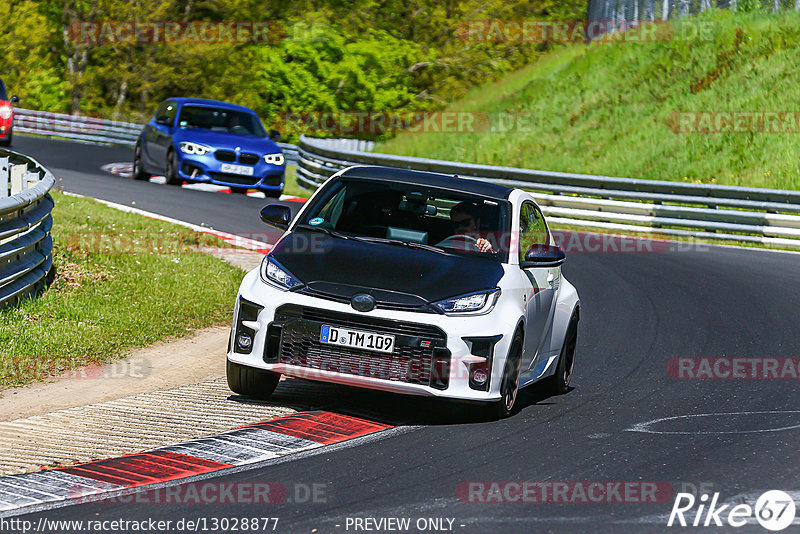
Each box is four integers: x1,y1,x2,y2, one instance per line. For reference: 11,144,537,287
176,105,265,136
299,178,511,261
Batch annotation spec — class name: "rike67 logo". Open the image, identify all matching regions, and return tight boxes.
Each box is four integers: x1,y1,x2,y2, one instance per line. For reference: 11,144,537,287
668,490,796,531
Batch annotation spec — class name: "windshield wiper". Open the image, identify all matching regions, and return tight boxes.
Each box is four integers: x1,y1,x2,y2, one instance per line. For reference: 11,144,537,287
359,237,449,255
295,223,352,240
295,223,377,244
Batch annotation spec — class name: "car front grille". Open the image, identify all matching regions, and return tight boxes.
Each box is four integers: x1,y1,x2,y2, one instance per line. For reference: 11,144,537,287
238,153,259,165
297,287,434,313
215,150,236,162
267,304,450,388
208,172,260,186
214,150,261,165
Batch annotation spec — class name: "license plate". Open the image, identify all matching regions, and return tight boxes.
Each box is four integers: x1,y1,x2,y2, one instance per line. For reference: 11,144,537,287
220,163,254,176
320,325,395,354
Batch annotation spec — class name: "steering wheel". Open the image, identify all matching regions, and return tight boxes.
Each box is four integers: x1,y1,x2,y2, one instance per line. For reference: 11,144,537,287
436,234,480,250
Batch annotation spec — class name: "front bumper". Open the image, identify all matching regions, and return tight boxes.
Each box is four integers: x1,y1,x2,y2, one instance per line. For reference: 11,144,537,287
227,269,519,402
177,152,284,193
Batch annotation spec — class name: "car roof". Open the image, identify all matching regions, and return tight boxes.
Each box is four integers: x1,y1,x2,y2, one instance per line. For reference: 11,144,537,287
168,98,257,114
338,166,513,200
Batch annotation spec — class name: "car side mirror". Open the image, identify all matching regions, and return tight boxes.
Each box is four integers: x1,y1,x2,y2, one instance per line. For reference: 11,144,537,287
155,116,171,126
268,129,281,141
260,204,291,229
10,95,19,104
520,244,566,268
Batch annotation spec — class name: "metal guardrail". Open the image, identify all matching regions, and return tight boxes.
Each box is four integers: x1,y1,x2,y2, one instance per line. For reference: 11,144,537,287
296,135,800,248
0,150,56,309
12,108,301,163
13,108,142,146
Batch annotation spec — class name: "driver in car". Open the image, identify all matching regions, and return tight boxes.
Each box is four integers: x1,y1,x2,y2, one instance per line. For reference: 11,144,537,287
450,201,494,253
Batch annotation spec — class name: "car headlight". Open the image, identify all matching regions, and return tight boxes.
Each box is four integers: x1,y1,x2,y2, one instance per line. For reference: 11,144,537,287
432,288,501,316
178,141,211,155
0,106,12,120
264,153,285,166
260,256,303,290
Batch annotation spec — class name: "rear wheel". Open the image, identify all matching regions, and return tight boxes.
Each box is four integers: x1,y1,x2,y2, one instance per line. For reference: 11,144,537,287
542,317,578,396
164,149,182,186
490,332,523,419
226,360,280,400
132,142,150,181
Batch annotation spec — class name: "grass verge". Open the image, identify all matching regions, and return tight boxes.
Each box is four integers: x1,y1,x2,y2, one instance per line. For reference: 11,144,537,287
379,9,800,191
0,191,245,389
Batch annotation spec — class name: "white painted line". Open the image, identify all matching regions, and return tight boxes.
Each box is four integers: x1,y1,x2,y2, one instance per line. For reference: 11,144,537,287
61,190,271,253
627,410,800,435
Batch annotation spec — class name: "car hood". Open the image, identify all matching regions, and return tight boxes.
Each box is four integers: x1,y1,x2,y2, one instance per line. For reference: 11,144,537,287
271,230,504,305
173,129,280,154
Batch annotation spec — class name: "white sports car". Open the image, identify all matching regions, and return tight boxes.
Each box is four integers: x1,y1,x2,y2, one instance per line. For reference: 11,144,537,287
227,166,580,418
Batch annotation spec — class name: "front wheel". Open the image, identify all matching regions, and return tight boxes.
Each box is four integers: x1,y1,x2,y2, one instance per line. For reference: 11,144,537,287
0,131,11,147
490,332,523,419
226,360,281,400
164,149,182,186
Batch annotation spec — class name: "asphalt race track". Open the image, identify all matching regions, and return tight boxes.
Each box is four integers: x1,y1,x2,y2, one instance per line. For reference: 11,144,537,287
8,135,800,533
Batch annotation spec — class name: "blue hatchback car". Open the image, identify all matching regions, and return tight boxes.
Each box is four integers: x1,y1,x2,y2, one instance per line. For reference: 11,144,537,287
133,98,285,196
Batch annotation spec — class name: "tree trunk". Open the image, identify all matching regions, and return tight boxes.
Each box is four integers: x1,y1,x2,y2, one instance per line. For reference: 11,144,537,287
61,0,98,115
662,0,670,20
112,80,128,122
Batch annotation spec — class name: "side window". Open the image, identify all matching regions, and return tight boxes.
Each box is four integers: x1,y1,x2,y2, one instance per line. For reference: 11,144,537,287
154,101,169,121
165,101,178,123
518,202,548,262
314,185,348,228
154,101,177,125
